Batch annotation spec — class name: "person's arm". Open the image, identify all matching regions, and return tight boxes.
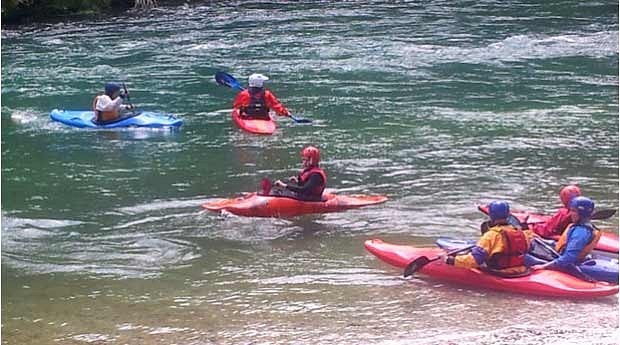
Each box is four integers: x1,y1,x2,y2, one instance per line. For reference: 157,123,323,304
284,173,323,194
449,231,499,269
232,91,249,109
532,227,590,270
264,90,290,116
97,96,124,111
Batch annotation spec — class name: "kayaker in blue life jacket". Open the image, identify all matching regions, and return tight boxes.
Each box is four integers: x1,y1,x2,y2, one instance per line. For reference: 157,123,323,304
92,82,133,123
443,201,536,277
270,146,327,202
531,196,601,278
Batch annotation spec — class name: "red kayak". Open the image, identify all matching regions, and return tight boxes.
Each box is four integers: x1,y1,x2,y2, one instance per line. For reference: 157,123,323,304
231,108,276,135
478,205,619,254
365,239,618,298
203,192,388,217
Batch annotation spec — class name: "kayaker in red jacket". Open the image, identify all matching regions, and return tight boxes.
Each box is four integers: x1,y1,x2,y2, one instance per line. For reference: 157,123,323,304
530,185,582,237
233,73,291,119
443,201,535,277
271,146,327,201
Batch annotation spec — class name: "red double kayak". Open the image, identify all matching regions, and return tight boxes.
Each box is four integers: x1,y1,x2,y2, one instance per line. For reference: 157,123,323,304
478,205,619,254
365,239,618,298
203,192,388,217
232,108,276,135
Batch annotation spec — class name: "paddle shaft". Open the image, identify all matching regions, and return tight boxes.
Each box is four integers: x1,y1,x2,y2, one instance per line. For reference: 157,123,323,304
429,244,476,264
403,244,475,277
532,237,597,282
122,83,134,109
478,206,616,223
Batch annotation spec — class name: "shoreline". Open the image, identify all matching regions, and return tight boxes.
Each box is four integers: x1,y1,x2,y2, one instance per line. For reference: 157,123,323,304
1,0,192,26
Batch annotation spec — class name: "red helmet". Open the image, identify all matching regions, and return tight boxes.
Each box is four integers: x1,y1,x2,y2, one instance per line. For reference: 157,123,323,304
560,185,581,207
301,146,320,165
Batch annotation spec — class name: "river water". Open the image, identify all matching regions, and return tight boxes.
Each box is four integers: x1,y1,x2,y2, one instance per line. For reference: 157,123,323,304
1,1,618,344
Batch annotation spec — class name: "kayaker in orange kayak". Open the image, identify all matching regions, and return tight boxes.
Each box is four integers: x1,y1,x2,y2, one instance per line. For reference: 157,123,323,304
232,73,291,120
443,201,535,277
529,185,581,237
92,82,133,123
268,146,327,201
531,197,601,277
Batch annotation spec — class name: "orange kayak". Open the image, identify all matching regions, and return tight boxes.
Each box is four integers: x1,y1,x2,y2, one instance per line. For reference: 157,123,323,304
203,192,388,217
365,239,618,298
231,108,276,135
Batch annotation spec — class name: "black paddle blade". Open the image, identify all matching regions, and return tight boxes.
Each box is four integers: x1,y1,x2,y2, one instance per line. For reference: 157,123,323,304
592,209,617,220
291,117,312,124
403,256,431,277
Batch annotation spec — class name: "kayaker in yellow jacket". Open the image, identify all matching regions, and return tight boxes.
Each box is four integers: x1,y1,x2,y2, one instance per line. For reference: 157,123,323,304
444,201,536,277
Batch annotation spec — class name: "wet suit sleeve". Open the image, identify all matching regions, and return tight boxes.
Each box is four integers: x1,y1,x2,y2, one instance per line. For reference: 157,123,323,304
264,90,289,116
285,173,323,194
454,230,501,269
233,90,249,109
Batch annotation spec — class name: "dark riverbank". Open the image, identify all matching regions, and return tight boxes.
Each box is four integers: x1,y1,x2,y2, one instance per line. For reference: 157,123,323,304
1,0,156,25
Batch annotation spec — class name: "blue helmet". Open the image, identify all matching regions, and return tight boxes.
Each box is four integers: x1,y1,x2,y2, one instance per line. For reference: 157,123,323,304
488,200,510,222
569,196,594,219
104,82,121,96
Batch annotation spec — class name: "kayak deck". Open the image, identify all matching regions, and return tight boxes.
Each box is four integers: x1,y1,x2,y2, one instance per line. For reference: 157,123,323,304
203,192,388,217
231,108,276,135
365,239,618,298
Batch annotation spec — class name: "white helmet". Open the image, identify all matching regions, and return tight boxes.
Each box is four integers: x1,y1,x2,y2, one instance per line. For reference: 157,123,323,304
248,73,269,88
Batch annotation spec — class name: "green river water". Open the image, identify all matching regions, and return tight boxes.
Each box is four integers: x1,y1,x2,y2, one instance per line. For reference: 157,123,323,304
1,1,619,344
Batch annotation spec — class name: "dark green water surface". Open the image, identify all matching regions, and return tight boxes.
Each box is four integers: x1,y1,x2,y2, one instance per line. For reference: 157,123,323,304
2,1,618,344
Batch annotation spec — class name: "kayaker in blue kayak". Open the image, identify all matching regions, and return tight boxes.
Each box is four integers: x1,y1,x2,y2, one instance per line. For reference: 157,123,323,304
443,201,535,277
531,197,601,277
92,82,133,123
268,146,327,201
233,73,291,119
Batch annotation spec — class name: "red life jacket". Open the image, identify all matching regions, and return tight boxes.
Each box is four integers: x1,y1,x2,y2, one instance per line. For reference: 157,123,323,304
243,88,268,117
298,166,327,198
487,225,529,270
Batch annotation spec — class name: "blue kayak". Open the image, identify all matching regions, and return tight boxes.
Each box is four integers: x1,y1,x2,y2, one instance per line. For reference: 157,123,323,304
435,237,618,284
50,109,183,129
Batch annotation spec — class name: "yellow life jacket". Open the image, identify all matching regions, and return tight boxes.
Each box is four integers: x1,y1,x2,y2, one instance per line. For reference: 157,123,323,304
92,95,119,122
555,223,601,261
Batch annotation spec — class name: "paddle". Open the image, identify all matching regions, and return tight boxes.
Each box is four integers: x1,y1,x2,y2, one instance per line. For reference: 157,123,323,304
259,178,273,195
214,71,312,124
121,82,134,109
115,82,145,120
531,237,597,282
403,245,475,278
592,208,617,220
477,205,617,222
